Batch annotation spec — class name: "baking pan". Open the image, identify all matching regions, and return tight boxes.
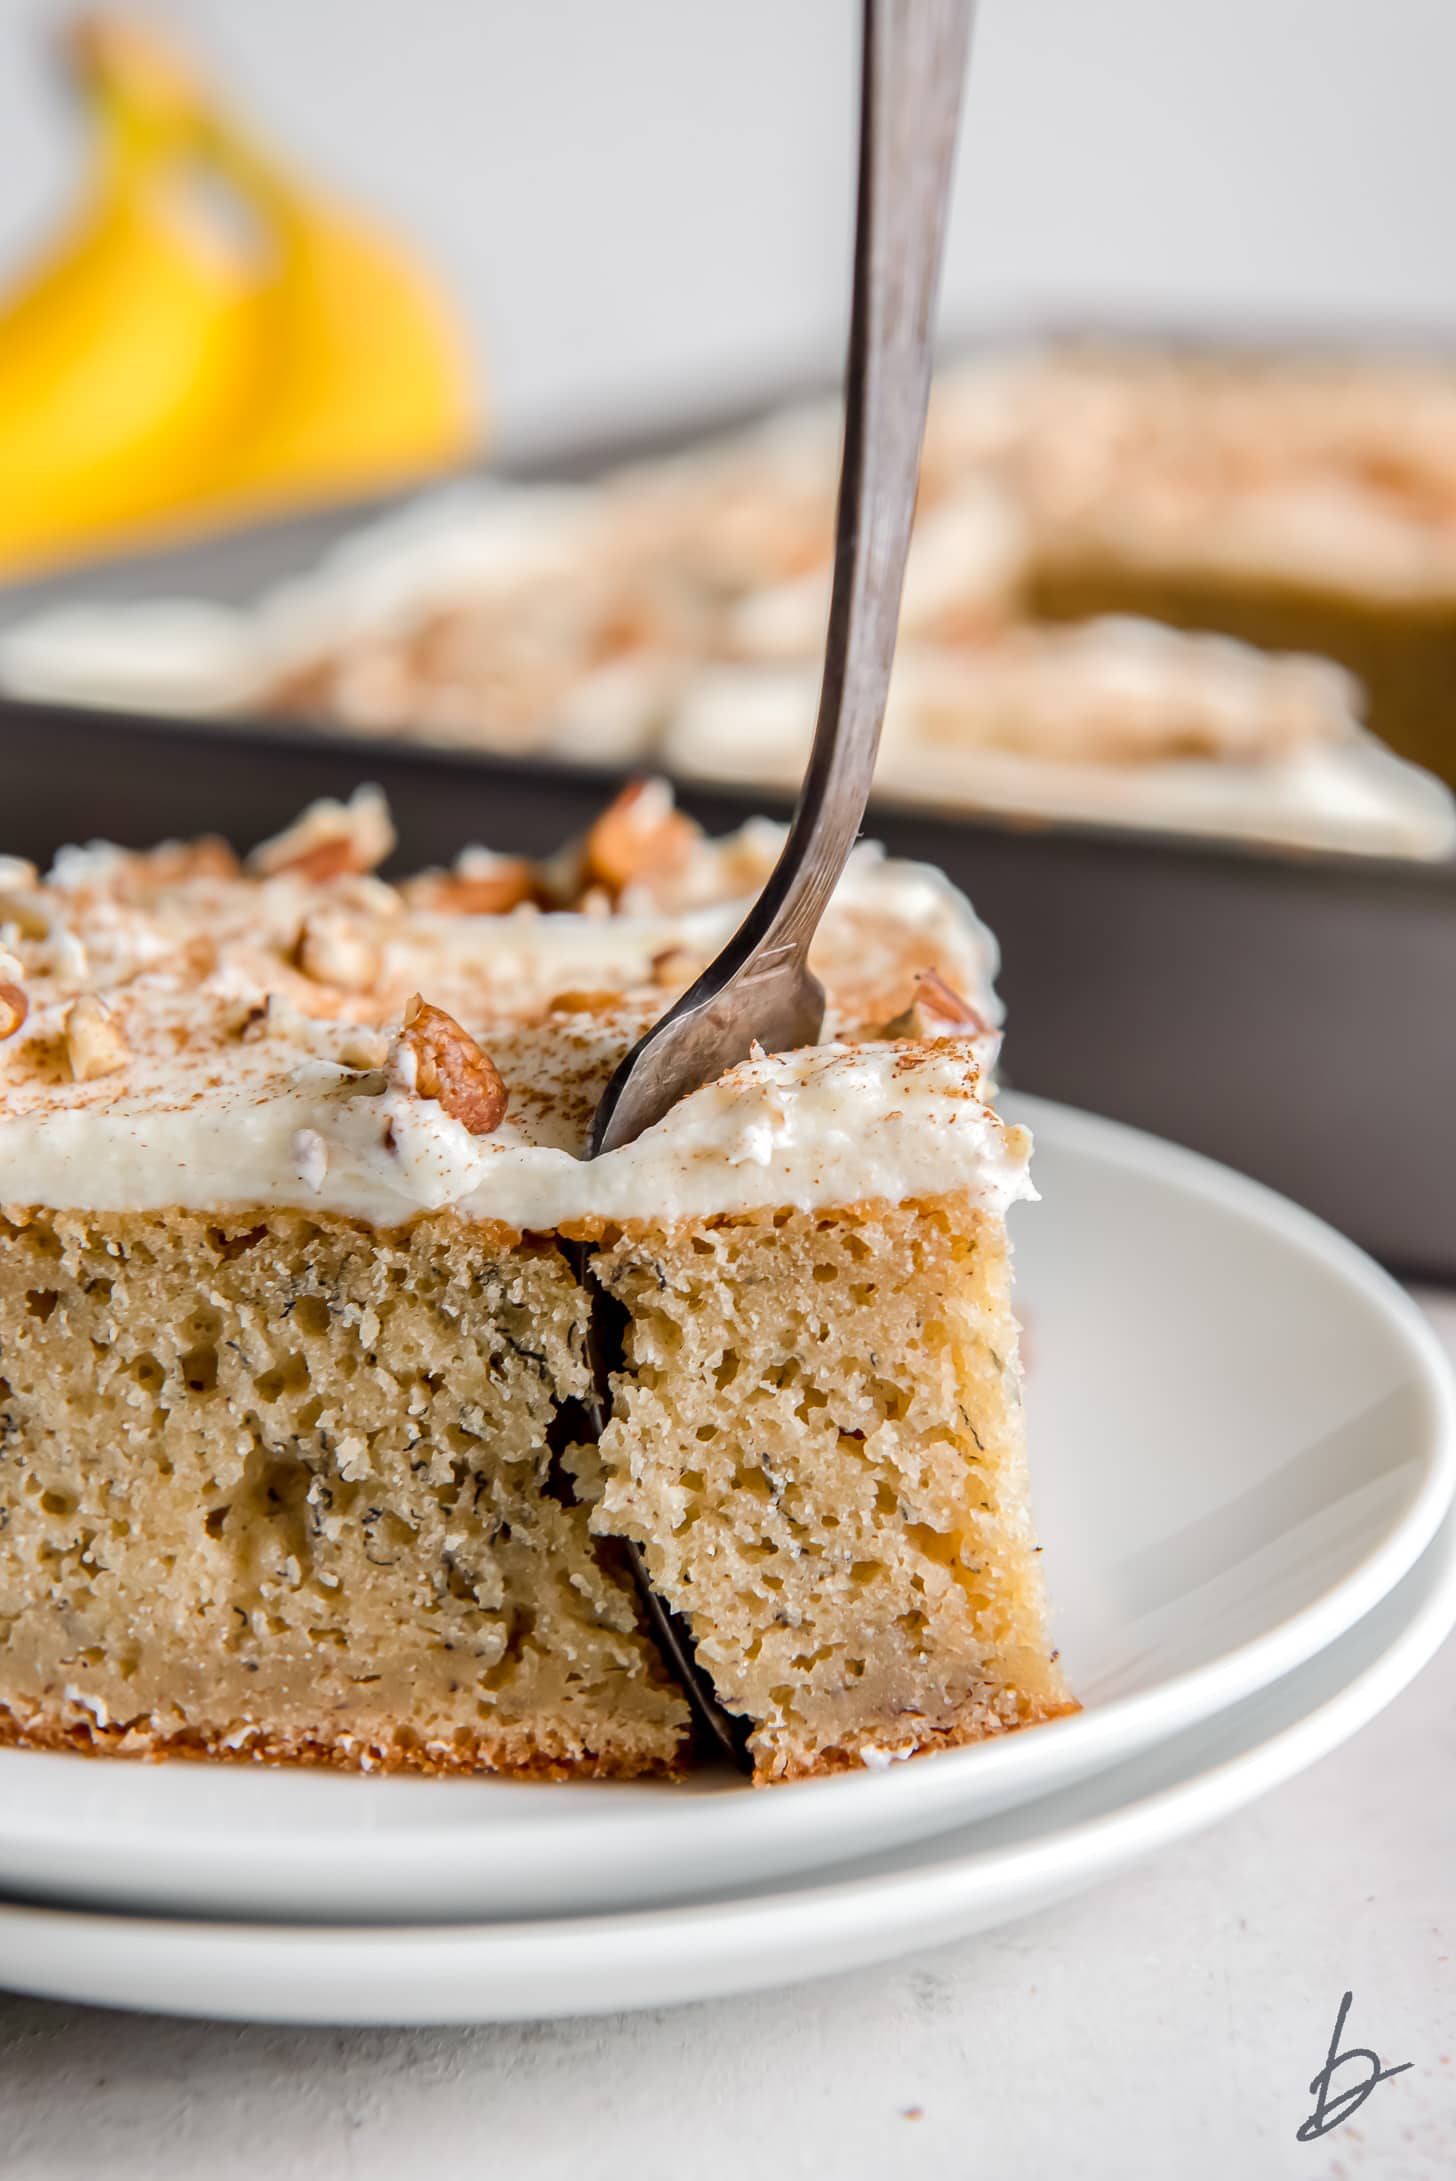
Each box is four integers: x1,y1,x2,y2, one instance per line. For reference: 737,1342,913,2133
0,691,1451,1281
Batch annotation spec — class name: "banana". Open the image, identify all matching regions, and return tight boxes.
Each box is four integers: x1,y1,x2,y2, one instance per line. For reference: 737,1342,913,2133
0,19,259,574
198,121,482,515
0,13,481,578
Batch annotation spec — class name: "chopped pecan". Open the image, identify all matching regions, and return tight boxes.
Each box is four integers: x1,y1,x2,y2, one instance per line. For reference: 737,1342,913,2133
403,860,537,915
578,779,699,899
249,787,396,882
876,969,992,1042
144,837,240,885
64,994,129,1081
0,982,27,1041
396,995,508,1135
281,839,363,883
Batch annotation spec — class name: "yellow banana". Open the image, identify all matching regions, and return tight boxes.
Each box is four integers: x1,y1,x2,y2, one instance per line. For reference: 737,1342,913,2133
0,18,259,574
199,121,482,514
0,13,481,577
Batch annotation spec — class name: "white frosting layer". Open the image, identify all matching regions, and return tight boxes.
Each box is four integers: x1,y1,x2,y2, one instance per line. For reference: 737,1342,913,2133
0,1039,1031,1229
0,797,1024,1230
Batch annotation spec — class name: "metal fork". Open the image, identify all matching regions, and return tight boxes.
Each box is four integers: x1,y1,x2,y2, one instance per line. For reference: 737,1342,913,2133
590,0,975,1158
580,0,975,1766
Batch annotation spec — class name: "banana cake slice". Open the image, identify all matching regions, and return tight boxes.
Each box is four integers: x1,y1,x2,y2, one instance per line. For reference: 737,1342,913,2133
0,782,1070,1782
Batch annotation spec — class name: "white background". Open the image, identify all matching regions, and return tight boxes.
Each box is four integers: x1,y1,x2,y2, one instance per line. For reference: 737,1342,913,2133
2,0,1455,456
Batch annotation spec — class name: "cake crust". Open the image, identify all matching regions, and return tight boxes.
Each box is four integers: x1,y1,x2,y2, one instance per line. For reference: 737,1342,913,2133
0,1704,685,1781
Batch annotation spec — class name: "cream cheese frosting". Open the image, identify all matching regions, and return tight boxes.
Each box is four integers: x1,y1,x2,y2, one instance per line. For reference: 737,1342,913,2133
0,789,1026,1229
0,1032,1030,1230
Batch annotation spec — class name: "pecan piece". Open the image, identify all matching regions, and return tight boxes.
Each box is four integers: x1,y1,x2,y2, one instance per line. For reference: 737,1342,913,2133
144,837,240,885
0,982,27,1041
579,779,698,900
397,995,508,1135
280,839,364,883
403,860,537,915
249,787,396,882
876,969,991,1042
64,994,129,1081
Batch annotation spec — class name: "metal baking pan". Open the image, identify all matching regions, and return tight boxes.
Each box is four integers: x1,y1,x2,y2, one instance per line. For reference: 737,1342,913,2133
0,690,1451,1281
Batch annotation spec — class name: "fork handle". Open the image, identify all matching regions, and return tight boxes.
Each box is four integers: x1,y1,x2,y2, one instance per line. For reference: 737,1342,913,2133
744,0,975,967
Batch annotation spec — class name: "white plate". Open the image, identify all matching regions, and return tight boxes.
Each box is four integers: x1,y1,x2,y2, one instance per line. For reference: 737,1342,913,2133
0,1097,1450,1922
1,1509,1450,2026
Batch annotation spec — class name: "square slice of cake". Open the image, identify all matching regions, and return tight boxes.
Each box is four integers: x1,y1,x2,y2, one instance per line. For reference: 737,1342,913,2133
0,783,1070,1781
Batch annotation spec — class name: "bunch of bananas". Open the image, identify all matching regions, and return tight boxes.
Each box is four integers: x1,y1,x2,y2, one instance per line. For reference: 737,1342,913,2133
0,13,481,578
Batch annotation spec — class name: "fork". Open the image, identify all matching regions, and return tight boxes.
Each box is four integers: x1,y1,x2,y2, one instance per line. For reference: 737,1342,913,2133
590,0,975,1157
582,0,975,1766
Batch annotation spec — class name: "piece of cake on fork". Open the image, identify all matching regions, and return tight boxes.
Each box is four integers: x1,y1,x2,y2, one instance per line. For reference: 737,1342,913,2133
0,782,1070,1782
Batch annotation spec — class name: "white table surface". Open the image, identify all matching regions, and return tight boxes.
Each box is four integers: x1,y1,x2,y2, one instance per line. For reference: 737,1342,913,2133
1,1295,1452,2181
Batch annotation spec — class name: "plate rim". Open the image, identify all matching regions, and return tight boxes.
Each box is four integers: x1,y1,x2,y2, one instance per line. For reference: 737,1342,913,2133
1,1508,1451,2024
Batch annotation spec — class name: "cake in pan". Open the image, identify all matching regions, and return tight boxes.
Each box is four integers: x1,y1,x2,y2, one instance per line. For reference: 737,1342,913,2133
0,784,1068,1782
661,616,1449,855
3,342,1453,857
1002,343,1456,787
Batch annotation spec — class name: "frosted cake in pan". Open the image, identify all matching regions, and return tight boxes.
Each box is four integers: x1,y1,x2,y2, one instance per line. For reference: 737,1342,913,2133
4,342,1454,857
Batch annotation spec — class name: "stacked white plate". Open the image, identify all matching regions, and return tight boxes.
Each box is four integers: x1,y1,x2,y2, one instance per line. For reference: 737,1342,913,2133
0,1098,1451,2025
